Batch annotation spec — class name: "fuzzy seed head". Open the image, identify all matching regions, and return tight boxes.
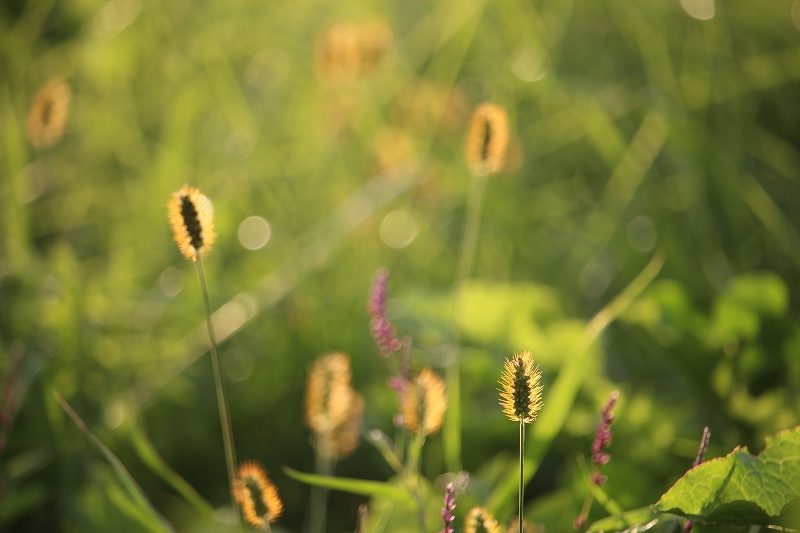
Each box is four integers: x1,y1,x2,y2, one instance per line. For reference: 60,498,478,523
27,76,72,148
402,368,446,435
232,461,283,529
305,353,363,459
167,185,216,261
464,103,509,176
465,507,501,533
499,351,543,424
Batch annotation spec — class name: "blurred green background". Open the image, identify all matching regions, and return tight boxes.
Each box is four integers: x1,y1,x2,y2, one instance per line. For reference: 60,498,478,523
2,0,800,531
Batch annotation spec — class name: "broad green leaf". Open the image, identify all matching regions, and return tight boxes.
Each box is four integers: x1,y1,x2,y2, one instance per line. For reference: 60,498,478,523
655,425,800,526
283,467,415,507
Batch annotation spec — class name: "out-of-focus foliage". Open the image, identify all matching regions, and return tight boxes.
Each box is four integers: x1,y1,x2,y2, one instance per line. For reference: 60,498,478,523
2,0,800,531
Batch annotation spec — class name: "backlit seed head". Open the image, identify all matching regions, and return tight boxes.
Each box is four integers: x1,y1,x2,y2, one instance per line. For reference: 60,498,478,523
402,368,446,436
167,185,216,261
305,353,363,459
27,76,72,148
499,351,543,424
464,103,509,176
465,507,502,533
232,461,283,529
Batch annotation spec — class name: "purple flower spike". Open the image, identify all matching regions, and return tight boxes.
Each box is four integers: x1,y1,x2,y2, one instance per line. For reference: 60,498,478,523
590,391,618,483
439,482,456,533
368,268,402,356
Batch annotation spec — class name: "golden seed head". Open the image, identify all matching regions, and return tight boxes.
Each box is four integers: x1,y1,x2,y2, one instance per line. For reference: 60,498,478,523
27,76,72,148
167,185,216,261
305,353,363,459
506,518,538,533
465,507,502,533
315,19,392,82
232,461,283,529
402,368,447,436
499,351,543,424
464,103,509,176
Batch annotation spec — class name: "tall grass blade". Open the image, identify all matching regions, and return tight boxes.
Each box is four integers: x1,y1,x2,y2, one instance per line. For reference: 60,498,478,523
53,391,175,533
283,467,415,507
128,419,215,517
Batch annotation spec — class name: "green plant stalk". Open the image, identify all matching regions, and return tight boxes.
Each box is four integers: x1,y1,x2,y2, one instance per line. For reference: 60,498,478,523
308,433,335,533
196,257,241,531
518,421,525,533
444,171,489,473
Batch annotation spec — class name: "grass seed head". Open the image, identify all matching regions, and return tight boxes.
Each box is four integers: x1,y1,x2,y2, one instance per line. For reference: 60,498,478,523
464,103,509,176
232,461,283,529
499,351,543,424
167,185,215,261
402,367,446,436
27,76,72,148
465,507,502,533
305,352,363,459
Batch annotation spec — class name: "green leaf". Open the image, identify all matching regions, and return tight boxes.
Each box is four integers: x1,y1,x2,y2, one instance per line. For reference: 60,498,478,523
283,467,415,507
586,507,661,533
655,425,800,526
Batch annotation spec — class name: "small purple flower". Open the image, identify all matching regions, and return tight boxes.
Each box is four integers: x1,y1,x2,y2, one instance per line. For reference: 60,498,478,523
368,268,402,356
590,391,618,484
439,482,456,533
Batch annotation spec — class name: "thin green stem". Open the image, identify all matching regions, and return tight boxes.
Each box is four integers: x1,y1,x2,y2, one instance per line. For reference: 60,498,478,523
196,257,241,531
519,421,525,533
444,171,489,472
308,433,334,533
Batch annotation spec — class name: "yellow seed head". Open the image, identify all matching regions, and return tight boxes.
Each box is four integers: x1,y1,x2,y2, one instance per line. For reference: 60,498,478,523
305,353,363,459
499,351,543,424
464,103,509,176
27,76,72,148
232,461,283,529
402,368,446,436
167,185,216,261
465,507,502,533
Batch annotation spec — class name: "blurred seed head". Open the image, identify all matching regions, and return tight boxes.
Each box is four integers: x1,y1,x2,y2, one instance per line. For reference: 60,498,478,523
305,352,363,459
465,103,509,176
167,185,216,261
499,351,543,424
402,367,446,435
465,507,501,533
26,77,72,149
315,19,393,82
232,461,283,529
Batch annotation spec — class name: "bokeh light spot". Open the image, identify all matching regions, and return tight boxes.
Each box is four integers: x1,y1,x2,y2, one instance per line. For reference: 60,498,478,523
238,216,272,250
680,0,715,20
380,208,419,249
627,215,657,252
511,46,548,82
159,267,184,298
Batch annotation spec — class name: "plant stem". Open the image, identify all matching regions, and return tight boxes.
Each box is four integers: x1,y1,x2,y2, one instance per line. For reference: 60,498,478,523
196,257,241,531
308,437,334,533
519,421,525,533
444,171,488,472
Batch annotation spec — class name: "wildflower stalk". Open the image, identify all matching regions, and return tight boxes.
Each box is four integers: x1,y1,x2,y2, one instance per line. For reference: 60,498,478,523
196,256,240,530
444,170,488,472
518,420,525,531
445,103,509,473
500,351,543,533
